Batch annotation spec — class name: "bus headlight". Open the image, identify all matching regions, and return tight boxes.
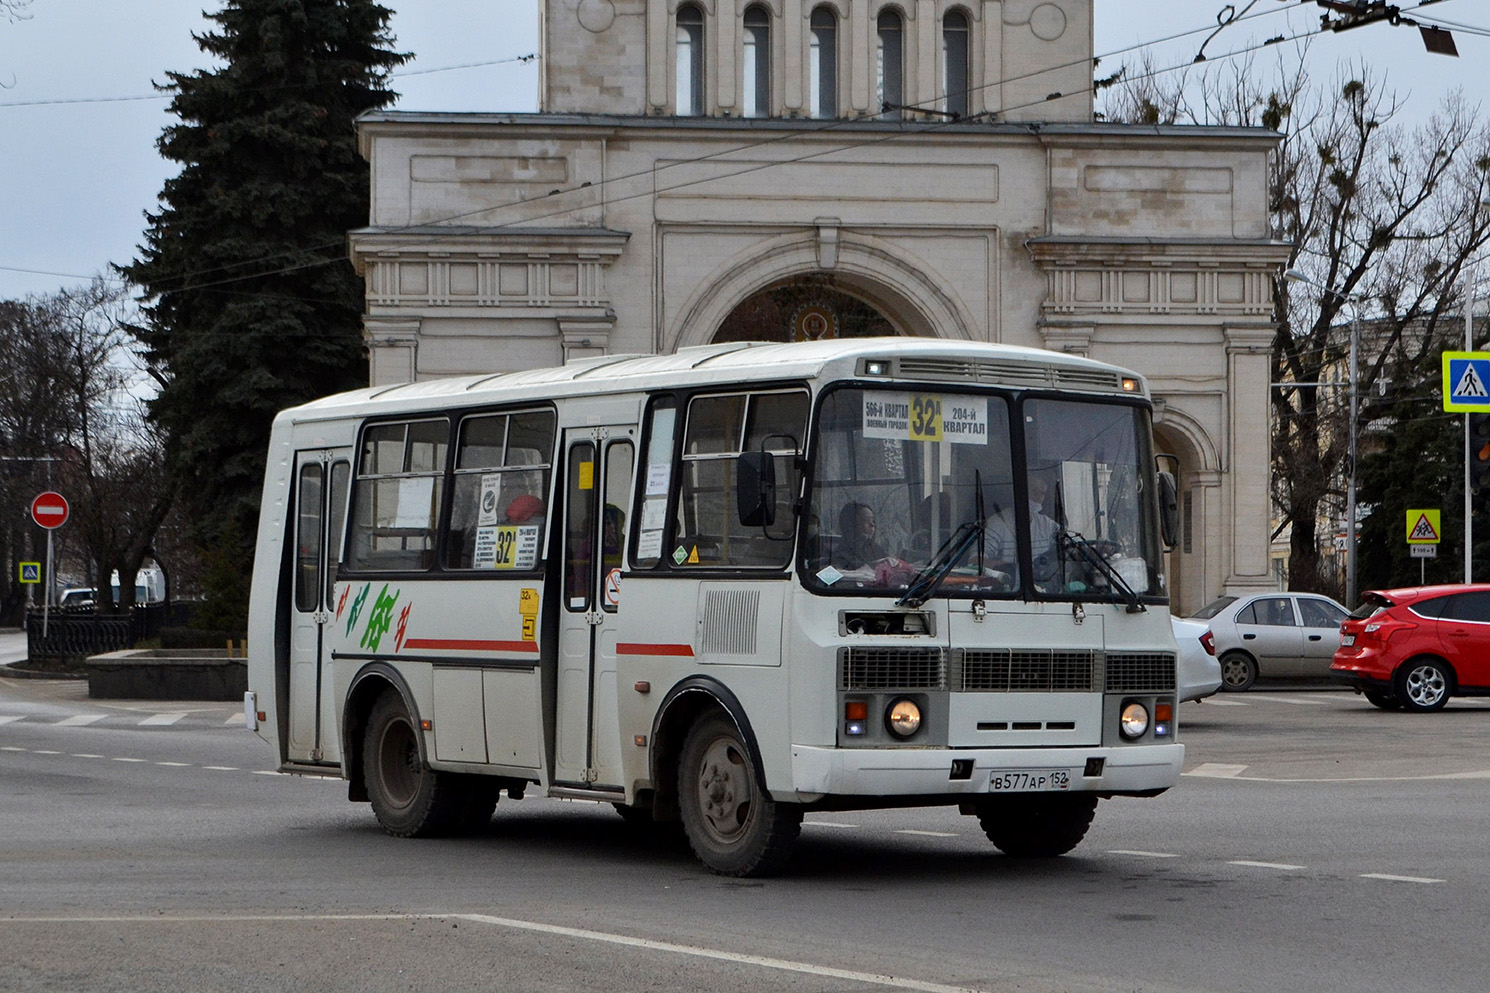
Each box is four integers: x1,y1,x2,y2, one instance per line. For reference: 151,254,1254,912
1119,701,1150,740
886,698,922,738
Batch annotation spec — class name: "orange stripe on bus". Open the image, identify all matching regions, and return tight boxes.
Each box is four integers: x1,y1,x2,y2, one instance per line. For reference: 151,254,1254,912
402,638,540,653
616,643,695,657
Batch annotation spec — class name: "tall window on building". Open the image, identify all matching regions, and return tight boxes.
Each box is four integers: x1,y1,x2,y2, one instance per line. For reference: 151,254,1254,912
877,9,903,119
943,9,969,119
676,4,705,116
809,6,837,119
742,5,770,118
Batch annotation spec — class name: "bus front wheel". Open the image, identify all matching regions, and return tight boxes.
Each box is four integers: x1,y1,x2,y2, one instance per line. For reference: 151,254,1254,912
364,690,462,837
974,793,1098,857
678,713,801,877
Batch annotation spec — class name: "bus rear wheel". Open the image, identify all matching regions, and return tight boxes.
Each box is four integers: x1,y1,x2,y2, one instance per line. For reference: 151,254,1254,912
364,690,462,837
678,713,801,877
974,793,1098,857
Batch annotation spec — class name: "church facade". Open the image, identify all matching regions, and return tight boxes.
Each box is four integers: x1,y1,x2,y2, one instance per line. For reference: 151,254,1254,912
348,0,1290,611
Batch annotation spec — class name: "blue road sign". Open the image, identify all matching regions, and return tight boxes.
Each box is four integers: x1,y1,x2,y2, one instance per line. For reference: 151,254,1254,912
18,561,40,584
1443,352,1490,411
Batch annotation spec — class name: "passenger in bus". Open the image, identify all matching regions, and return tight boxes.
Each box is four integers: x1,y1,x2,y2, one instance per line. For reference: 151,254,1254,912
984,475,1061,581
505,493,544,524
834,501,886,570
601,504,625,569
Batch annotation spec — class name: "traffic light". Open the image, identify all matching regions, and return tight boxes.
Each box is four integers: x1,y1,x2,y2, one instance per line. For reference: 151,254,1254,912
1471,412,1490,512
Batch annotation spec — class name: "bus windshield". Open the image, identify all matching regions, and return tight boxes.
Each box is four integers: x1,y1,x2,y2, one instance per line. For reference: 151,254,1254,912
802,387,1163,604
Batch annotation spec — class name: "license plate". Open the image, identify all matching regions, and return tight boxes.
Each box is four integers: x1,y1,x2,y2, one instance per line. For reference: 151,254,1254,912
989,769,1071,792
1342,634,1355,647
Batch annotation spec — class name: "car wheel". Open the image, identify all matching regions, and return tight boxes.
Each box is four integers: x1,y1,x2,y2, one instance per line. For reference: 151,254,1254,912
1363,691,1401,711
1219,652,1257,691
1395,658,1453,712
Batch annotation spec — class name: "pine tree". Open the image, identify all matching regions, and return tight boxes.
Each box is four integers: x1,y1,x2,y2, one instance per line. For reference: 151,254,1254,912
122,0,407,546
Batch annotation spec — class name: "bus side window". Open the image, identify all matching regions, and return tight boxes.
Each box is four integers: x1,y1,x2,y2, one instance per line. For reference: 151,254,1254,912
345,419,448,573
632,397,678,569
445,408,556,572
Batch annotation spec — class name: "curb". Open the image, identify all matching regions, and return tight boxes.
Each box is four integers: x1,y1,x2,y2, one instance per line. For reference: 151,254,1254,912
2,661,88,681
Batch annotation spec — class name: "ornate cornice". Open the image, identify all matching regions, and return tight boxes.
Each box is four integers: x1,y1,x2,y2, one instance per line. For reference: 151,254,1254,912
1026,237,1292,319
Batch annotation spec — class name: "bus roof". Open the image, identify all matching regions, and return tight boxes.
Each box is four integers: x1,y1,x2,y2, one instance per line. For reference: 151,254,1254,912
280,338,1146,423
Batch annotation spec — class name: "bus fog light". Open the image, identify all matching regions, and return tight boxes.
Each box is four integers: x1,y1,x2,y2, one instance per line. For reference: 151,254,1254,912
845,721,866,736
1119,702,1150,740
886,698,922,738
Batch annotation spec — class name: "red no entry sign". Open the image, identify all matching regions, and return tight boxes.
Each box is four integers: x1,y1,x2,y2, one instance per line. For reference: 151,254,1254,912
31,491,69,530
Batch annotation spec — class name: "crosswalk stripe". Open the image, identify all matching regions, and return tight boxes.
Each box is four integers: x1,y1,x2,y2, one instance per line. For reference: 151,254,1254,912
224,713,246,725
54,715,107,726
140,713,185,726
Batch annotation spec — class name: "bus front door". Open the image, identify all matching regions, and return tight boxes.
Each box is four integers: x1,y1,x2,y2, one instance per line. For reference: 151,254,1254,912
287,449,350,765
555,429,636,790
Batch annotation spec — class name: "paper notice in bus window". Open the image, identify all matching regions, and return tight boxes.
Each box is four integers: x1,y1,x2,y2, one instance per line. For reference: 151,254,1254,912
578,461,594,490
393,476,435,527
862,393,987,445
641,497,667,532
646,463,671,496
477,474,502,527
474,525,539,569
637,529,664,560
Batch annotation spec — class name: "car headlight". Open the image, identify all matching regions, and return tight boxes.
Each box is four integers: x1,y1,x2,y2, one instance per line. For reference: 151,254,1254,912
1119,701,1150,740
886,698,922,738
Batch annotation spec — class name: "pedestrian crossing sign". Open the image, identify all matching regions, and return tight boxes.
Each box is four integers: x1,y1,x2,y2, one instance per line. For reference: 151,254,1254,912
1406,509,1441,545
18,561,40,584
1443,352,1490,411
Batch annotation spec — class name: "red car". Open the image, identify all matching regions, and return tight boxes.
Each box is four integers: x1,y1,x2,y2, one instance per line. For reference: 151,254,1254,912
1332,584,1490,712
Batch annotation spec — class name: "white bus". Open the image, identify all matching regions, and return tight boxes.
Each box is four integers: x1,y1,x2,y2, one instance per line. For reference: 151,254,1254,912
247,338,1184,876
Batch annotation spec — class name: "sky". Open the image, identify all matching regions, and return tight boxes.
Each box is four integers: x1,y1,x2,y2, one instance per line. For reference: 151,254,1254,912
0,0,1486,302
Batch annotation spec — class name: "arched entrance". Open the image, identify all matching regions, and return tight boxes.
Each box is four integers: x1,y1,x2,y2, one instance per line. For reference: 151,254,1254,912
1153,414,1222,615
714,276,902,343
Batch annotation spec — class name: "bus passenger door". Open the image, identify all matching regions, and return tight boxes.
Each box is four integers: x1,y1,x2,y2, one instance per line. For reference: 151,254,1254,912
287,449,351,764
554,429,635,789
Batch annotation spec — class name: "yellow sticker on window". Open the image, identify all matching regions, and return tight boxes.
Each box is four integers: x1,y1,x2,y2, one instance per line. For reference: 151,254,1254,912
578,461,594,490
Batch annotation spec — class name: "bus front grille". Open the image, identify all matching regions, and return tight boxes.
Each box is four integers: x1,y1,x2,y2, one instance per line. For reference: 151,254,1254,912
840,647,948,690
1105,652,1177,693
958,650,1098,692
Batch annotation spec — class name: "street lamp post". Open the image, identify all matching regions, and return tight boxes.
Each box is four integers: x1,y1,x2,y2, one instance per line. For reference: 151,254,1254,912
1285,268,1362,606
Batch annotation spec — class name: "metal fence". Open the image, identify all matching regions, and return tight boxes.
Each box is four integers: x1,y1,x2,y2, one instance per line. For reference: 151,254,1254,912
24,603,172,662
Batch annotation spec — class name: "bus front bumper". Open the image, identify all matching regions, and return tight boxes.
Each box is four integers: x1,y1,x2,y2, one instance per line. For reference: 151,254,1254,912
788,742,1184,799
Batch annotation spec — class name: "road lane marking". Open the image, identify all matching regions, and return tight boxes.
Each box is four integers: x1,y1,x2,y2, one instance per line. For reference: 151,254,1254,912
1107,850,1180,858
1229,860,1305,870
2,745,25,751
140,713,185,726
155,761,191,767
803,820,859,829
1360,873,1443,884
71,754,104,759
895,829,959,838
203,766,239,771
54,715,107,726
1197,698,1248,706
112,757,147,763
1251,696,1330,706
34,749,60,755
225,713,246,725
1185,763,1248,777
0,715,22,725
0,913,995,993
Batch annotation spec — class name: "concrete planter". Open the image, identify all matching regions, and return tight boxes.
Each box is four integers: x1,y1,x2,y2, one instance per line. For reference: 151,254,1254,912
86,648,247,701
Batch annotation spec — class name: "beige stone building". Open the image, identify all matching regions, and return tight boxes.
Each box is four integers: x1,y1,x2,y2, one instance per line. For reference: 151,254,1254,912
348,0,1289,612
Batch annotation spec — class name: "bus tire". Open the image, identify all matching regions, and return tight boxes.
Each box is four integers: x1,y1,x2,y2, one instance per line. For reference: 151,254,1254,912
364,690,461,837
678,713,801,877
975,793,1098,857
455,776,501,833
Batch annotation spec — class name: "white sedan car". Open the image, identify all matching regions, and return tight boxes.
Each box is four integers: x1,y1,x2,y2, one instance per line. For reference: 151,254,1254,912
1172,615,1222,702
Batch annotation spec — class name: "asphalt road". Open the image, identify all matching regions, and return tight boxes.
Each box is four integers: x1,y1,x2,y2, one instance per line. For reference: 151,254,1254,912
3,673,1487,993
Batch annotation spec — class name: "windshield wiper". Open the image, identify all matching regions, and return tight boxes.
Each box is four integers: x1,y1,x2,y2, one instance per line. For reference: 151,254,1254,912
1058,530,1146,613
897,521,983,608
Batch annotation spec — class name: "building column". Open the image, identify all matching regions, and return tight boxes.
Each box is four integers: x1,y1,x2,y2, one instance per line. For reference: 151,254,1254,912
1224,322,1276,593
364,317,421,386
558,315,616,362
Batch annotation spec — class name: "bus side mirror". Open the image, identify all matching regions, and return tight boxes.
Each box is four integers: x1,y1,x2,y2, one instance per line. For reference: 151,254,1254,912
1157,470,1179,549
737,452,776,527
